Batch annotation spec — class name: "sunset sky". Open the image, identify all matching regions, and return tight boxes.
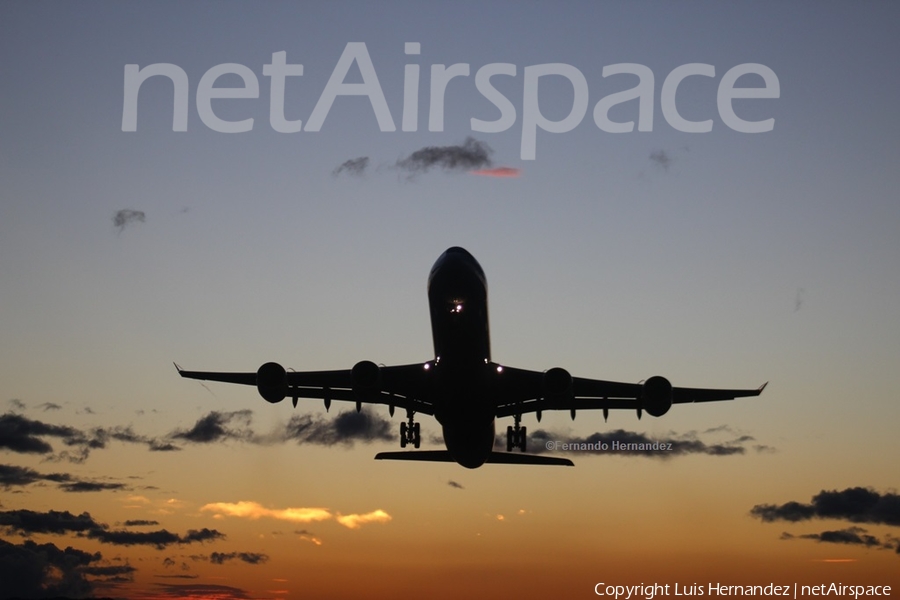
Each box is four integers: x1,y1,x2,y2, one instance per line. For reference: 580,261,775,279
1,2,899,598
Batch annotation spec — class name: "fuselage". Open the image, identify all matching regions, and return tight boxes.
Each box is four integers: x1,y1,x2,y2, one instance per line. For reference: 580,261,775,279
426,247,496,468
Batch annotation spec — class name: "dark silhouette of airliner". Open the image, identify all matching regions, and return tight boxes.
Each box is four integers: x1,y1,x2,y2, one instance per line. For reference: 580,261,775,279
177,247,765,468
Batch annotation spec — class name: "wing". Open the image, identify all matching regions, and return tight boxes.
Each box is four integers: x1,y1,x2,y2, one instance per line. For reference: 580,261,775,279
492,365,766,418
175,362,435,416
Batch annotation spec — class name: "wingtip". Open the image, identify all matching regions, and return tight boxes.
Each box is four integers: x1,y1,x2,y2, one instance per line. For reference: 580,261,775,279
758,381,768,393
173,362,183,374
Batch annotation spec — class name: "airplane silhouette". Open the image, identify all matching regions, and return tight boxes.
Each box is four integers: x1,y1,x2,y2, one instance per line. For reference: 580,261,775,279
177,247,766,468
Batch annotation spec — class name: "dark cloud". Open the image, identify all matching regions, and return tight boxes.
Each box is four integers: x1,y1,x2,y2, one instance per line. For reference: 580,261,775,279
396,137,493,174
81,563,137,579
782,527,897,552
59,481,128,493
649,149,673,171
0,412,177,462
8,399,26,411
0,508,225,550
89,527,224,549
0,537,101,598
208,551,269,565
518,428,754,458
803,527,883,547
113,208,146,232
0,463,72,489
0,509,100,535
37,402,62,412
751,487,900,526
150,583,252,599
0,463,131,494
0,412,81,454
170,410,254,444
124,519,159,527
281,409,393,446
333,156,370,176
447,480,464,490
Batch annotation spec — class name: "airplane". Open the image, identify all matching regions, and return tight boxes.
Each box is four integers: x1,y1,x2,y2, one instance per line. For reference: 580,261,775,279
177,246,766,468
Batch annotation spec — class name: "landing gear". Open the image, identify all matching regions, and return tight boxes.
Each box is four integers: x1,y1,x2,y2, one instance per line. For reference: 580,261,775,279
399,410,420,448
506,414,526,452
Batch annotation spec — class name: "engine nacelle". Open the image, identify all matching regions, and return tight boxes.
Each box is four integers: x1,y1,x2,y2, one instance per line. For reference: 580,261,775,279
642,375,673,417
257,362,287,404
543,367,573,400
351,360,381,401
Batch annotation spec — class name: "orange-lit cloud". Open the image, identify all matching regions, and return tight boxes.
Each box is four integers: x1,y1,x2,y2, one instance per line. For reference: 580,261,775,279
817,559,859,563
200,501,391,530
470,167,521,178
201,501,331,524
335,510,392,529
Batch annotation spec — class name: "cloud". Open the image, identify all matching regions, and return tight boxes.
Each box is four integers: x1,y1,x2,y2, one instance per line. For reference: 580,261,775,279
37,402,62,411
519,428,757,458
0,538,102,598
208,551,269,565
396,137,493,174
279,409,393,447
170,410,254,444
649,149,673,171
113,209,146,232
0,508,225,550
149,583,252,599
333,156,370,176
335,510,392,529
447,480,465,490
295,530,323,546
124,519,159,527
0,463,73,489
58,480,128,493
781,527,898,552
0,412,82,454
0,508,100,535
750,487,900,526
87,528,224,549
0,412,179,462
201,501,332,524
8,399,26,410
201,501,391,530
470,167,521,178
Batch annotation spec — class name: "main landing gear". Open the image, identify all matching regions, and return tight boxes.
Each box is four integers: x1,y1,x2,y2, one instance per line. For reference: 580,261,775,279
506,414,526,452
399,410,421,448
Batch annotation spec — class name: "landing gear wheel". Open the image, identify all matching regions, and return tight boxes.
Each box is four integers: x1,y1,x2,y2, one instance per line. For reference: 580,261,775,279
400,422,408,448
413,422,421,448
507,415,527,452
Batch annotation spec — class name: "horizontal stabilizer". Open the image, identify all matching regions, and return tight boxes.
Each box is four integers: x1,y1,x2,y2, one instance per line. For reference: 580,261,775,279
374,450,574,467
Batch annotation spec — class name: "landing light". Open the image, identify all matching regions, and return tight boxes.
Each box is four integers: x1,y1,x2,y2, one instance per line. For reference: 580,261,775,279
496,365,503,373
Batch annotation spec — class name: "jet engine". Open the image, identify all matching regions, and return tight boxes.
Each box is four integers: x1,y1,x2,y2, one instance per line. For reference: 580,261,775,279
351,360,381,402
543,367,573,400
257,362,287,404
641,375,673,417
